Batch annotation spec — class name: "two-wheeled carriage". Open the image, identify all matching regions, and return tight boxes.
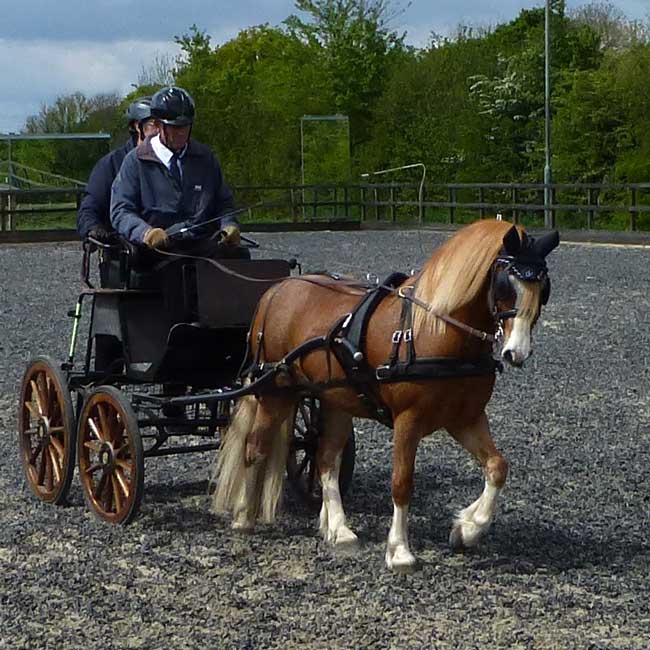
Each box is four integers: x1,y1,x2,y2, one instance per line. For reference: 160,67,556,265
18,236,356,524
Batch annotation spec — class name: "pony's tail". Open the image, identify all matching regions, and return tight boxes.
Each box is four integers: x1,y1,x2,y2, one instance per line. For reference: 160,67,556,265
211,395,258,516
210,396,293,527
257,409,293,524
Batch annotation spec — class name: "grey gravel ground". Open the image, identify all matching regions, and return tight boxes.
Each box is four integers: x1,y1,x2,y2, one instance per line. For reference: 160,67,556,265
1,231,650,650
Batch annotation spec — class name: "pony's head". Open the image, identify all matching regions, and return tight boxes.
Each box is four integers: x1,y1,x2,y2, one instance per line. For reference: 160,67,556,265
492,225,559,367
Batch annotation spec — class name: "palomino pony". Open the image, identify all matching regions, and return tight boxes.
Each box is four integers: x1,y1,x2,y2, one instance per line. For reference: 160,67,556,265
213,219,559,571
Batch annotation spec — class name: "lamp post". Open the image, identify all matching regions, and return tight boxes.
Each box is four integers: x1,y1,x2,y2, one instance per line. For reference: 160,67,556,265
544,0,553,228
361,163,426,223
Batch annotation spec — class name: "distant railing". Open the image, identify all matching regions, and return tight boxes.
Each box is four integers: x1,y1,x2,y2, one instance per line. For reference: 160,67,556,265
0,160,85,191
2,181,650,234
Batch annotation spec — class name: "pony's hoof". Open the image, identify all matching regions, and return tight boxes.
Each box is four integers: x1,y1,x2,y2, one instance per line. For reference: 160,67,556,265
449,524,467,552
332,528,359,553
449,521,484,551
385,546,417,573
232,515,255,533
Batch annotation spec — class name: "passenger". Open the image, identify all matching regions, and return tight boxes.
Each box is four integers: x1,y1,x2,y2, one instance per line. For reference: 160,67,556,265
77,96,158,242
110,86,242,256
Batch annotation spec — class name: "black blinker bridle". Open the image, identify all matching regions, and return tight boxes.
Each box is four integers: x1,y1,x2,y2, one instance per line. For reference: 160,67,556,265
491,254,551,325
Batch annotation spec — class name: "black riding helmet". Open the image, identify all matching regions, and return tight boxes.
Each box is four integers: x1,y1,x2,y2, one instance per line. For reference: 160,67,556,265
150,87,195,126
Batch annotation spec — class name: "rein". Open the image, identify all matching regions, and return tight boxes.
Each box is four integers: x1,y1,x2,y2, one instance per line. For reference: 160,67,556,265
154,248,504,344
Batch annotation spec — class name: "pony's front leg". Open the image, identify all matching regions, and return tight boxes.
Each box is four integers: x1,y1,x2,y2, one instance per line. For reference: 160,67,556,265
386,425,420,572
318,408,358,549
448,412,508,550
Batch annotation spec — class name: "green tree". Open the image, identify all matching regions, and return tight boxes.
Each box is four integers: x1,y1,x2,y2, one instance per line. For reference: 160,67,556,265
285,0,408,151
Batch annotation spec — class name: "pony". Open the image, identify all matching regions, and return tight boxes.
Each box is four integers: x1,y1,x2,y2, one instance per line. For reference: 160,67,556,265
212,219,559,571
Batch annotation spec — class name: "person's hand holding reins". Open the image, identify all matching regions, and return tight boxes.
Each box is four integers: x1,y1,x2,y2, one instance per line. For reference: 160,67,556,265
219,224,241,247
143,227,169,249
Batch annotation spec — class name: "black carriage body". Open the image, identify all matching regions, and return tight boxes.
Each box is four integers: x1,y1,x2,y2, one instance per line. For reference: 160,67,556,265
84,256,290,387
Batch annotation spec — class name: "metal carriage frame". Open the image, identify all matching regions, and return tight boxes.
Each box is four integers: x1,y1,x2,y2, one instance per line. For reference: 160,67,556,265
18,237,355,524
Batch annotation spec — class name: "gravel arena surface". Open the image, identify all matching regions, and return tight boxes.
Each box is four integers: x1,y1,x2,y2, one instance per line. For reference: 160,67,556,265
1,230,650,650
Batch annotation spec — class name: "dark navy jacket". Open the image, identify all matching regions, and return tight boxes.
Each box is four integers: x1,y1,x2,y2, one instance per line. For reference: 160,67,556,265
77,140,133,238
110,137,236,244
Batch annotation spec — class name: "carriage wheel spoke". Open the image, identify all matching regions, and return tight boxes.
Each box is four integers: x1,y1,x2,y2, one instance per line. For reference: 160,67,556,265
49,435,64,457
111,475,123,512
37,373,50,414
115,458,132,474
25,401,40,421
87,417,105,443
48,446,62,484
101,473,113,512
84,439,103,453
30,380,46,416
85,462,103,476
97,404,111,441
114,468,130,498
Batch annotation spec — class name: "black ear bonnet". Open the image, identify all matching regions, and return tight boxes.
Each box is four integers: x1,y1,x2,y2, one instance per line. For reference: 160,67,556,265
494,226,559,307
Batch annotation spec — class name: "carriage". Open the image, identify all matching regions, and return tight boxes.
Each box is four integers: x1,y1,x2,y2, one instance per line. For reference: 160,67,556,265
18,236,356,524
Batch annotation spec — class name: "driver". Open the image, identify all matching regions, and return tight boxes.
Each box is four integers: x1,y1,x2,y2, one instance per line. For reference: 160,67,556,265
110,86,241,256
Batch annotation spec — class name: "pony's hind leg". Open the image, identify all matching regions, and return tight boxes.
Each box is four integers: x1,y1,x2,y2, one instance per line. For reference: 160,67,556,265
317,407,358,549
447,411,508,551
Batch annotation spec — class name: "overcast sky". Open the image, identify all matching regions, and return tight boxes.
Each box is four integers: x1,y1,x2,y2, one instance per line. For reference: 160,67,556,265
0,0,647,133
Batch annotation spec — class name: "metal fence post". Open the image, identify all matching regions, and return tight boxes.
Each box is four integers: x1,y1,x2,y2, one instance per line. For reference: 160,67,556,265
587,187,595,230
479,187,485,219
550,185,556,229
449,187,456,224
390,184,396,223
360,185,367,222
630,187,637,231
512,187,519,224
7,192,15,231
0,193,6,231
374,187,379,221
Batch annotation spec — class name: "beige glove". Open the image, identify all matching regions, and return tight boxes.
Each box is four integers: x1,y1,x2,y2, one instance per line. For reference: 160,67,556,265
143,227,169,249
220,224,241,247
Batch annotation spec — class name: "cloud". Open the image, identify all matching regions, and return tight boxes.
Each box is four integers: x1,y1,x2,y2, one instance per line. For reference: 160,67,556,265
0,0,297,42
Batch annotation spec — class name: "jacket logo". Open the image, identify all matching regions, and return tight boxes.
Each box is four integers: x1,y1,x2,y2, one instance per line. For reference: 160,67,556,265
194,185,202,191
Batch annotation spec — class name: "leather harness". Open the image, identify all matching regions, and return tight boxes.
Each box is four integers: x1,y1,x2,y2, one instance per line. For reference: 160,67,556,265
247,271,501,428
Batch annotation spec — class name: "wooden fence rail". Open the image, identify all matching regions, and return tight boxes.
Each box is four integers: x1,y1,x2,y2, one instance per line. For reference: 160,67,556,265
2,181,650,233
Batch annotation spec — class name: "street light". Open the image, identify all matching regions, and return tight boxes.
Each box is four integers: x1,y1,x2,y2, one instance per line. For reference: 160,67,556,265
361,163,427,223
544,0,553,228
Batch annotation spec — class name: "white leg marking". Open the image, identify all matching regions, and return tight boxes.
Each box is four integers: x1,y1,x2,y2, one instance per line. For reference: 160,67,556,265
451,481,501,548
320,453,358,548
385,502,416,571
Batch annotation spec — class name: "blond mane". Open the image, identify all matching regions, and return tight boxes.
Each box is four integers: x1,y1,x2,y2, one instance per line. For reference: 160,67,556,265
413,219,524,335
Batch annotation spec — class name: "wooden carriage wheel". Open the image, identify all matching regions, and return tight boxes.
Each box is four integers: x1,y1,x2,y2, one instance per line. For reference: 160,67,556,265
286,396,355,510
19,356,76,505
77,387,144,525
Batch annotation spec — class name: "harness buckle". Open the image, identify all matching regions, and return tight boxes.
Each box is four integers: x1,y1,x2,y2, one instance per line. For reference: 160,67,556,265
391,330,402,344
404,328,413,342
